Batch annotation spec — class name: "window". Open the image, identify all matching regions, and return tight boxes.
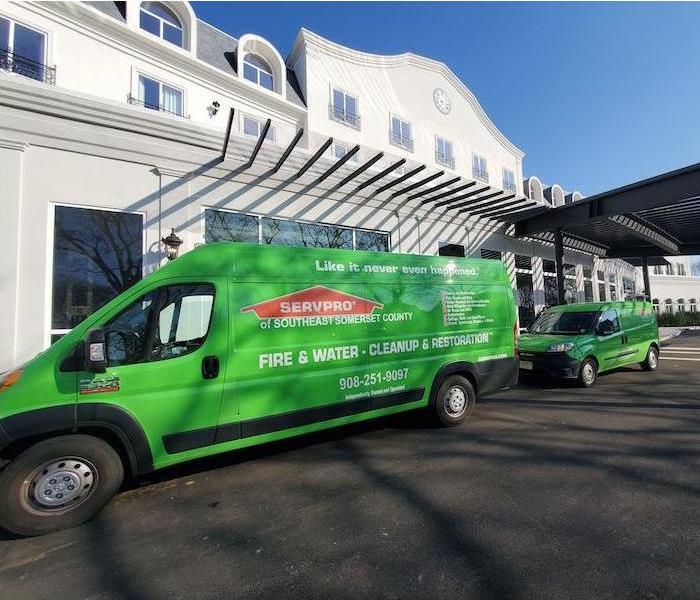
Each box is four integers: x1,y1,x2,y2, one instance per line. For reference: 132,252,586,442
390,115,413,151
516,272,535,329
480,249,502,261
104,284,214,367
472,154,488,183
51,206,143,339
515,255,532,271
243,54,274,91
677,263,687,276
136,75,184,116
543,260,556,274
623,277,636,298
597,309,620,334
203,210,389,252
502,168,516,193
677,298,686,313
690,299,697,313
333,141,358,164
598,283,607,302
584,281,594,302
204,210,259,244
653,265,662,275
544,274,558,306
664,299,673,313
242,115,275,142
652,298,659,313
140,2,183,48
330,88,359,129
0,16,49,83
435,136,454,169
597,270,605,281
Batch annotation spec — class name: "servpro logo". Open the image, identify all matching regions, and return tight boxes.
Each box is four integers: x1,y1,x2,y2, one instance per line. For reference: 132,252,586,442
241,285,383,319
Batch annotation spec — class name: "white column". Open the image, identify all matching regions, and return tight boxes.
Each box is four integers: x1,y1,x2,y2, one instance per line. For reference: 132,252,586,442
575,264,585,303
0,139,29,371
532,256,545,314
592,256,601,301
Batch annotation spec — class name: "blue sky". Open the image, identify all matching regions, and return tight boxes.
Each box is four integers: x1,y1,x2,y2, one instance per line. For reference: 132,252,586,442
193,1,700,197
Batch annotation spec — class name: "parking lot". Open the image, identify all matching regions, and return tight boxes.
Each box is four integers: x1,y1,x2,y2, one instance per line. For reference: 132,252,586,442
1,332,698,600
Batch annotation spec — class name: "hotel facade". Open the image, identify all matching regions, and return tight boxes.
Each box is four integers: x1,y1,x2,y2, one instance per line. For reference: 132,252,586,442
0,0,644,372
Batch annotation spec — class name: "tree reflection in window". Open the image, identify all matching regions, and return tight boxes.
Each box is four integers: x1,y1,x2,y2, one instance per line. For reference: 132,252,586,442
52,206,143,330
261,217,353,249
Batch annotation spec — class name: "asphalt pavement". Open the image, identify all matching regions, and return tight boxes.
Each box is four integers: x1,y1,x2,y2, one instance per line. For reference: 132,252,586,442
1,333,698,600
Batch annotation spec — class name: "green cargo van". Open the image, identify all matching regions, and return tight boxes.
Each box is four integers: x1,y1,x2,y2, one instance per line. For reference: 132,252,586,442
518,301,659,387
0,243,518,535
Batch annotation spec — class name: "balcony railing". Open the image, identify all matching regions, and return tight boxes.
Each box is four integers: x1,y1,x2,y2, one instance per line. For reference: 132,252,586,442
329,104,361,130
503,180,517,193
127,94,188,119
0,49,56,85
472,167,489,183
390,130,414,152
435,151,455,170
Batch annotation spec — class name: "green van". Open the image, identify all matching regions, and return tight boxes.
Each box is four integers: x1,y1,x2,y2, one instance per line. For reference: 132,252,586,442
0,243,518,535
518,301,659,388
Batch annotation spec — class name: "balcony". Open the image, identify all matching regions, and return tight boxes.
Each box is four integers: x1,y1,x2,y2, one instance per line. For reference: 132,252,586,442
389,130,414,152
127,94,188,119
435,151,455,170
328,104,361,130
0,49,56,85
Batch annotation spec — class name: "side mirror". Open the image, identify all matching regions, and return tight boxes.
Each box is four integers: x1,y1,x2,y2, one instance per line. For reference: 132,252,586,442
85,328,107,373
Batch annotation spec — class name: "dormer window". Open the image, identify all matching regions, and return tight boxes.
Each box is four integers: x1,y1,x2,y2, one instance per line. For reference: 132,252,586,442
140,2,183,48
243,54,274,91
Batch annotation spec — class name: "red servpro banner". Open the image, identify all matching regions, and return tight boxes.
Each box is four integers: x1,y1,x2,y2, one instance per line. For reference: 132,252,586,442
241,285,383,319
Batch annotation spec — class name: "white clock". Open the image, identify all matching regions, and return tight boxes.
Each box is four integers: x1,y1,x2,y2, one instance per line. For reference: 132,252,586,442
433,88,451,114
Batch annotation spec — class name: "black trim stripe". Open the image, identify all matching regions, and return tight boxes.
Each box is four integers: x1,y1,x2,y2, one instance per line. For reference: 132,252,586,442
163,387,425,454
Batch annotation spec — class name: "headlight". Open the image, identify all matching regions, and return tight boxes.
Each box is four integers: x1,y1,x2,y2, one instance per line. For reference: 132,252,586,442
547,342,575,353
0,367,23,394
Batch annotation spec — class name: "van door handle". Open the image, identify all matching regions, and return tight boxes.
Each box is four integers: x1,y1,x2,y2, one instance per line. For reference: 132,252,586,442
202,355,220,379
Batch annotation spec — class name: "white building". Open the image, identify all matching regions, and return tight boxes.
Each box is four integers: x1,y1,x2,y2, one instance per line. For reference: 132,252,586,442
649,256,700,314
0,0,642,371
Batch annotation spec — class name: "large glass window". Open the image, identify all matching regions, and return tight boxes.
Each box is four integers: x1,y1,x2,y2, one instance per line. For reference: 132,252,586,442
435,136,454,169
140,2,183,47
137,75,184,116
243,54,274,91
331,88,359,128
544,275,559,306
516,273,535,329
203,209,389,252
52,206,143,336
390,115,413,151
623,277,636,298
0,16,47,82
599,283,607,302
105,284,214,367
333,141,358,163
204,210,259,243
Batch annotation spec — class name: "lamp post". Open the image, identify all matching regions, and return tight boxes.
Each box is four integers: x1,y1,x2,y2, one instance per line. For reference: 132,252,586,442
161,228,183,260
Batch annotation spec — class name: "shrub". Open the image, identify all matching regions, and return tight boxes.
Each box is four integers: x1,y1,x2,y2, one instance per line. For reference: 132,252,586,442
655,311,700,327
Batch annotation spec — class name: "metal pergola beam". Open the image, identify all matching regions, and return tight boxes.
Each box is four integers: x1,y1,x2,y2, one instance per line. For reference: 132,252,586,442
605,244,700,258
271,128,304,174
433,185,490,209
419,181,476,206
482,201,539,219
449,191,509,213
331,151,384,191
515,161,700,237
221,107,235,162
374,164,427,195
608,214,680,255
406,176,460,201
314,144,360,184
390,170,445,198
352,158,406,193
454,194,516,215
246,118,271,168
295,137,333,179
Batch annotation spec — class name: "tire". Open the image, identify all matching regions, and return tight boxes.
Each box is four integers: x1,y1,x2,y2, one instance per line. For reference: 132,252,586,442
641,345,659,371
577,358,598,388
0,434,124,537
432,374,476,427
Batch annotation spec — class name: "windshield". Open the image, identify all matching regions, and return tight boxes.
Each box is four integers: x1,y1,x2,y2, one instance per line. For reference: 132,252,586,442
529,311,598,335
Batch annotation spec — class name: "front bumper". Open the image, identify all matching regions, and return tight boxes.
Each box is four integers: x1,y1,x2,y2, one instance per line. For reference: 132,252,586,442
518,351,581,379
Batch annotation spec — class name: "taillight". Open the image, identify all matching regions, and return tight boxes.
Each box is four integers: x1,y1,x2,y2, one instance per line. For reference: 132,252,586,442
513,321,519,356
0,368,23,394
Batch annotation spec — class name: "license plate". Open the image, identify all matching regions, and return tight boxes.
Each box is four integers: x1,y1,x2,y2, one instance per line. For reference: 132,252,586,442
520,360,533,370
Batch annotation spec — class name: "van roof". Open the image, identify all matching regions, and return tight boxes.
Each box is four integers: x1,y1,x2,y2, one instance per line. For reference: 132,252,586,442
154,243,511,284
547,300,652,313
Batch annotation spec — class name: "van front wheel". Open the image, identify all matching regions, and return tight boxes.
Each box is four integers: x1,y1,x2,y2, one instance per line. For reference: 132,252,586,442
577,358,598,388
433,375,476,426
0,434,124,536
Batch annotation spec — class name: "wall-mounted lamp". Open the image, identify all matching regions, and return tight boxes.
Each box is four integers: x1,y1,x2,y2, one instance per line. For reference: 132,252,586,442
207,100,221,118
162,228,183,260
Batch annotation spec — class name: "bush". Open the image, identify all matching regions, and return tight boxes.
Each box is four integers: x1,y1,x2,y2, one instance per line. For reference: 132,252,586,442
655,311,700,327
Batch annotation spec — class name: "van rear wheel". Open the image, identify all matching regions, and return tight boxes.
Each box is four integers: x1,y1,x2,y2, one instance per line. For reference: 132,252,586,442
433,375,476,426
0,434,124,537
641,345,659,371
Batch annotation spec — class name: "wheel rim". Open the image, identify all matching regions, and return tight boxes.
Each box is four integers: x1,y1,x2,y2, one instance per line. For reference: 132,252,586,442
648,348,658,368
24,456,98,514
582,362,595,385
444,385,468,416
